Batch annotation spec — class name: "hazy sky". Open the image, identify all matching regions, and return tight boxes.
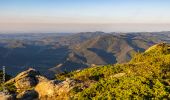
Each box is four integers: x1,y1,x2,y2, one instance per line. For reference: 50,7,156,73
1,0,170,33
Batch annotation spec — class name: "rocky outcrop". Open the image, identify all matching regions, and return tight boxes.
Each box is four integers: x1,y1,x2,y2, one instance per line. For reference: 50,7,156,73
5,68,48,92
35,80,59,99
4,68,78,100
35,78,77,100
0,92,14,100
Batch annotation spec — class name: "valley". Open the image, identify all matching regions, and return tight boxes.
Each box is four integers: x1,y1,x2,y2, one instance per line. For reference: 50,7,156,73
0,32,170,77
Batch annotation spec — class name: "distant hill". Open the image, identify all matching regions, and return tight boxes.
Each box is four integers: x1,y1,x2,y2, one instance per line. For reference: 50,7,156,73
50,33,157,72
0,32,170,77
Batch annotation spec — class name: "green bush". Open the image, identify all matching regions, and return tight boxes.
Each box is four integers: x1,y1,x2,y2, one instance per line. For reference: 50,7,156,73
58,43,170,99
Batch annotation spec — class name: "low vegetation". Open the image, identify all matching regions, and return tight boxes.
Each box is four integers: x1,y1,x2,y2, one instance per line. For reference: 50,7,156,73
56,43,170,99
1,43,170,99
0,71,16,93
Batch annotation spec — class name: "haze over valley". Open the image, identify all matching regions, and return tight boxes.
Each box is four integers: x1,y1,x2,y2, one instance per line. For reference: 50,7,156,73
0,32,169,77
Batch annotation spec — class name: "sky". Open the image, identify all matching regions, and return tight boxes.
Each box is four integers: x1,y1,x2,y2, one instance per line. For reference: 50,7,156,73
1,0,170,33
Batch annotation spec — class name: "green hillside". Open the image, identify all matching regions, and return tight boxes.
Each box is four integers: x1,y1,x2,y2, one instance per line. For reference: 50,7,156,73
56,43,170,99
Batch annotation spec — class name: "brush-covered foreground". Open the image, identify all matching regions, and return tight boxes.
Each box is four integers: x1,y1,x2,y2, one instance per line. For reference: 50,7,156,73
0,43,170,99
56,43,170,99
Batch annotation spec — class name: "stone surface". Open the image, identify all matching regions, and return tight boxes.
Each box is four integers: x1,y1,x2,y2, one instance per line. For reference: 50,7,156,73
35,78,77,100
4,68,78,99
15,77,37,91
35,80,58,98
14,68,40,81
111,73,126,78
17,90,38,100
5,68,48,92
0,92,14,100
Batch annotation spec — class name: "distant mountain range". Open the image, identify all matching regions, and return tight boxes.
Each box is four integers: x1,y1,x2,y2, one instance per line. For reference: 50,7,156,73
0,32,170,78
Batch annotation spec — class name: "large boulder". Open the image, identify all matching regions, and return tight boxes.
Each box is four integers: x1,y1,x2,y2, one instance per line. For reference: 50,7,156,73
15,77,37,91
35,80,59,99
5,68,48,92
35,78,77,100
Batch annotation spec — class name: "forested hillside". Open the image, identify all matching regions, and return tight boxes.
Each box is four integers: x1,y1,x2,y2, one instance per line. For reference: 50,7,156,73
0,32,170,78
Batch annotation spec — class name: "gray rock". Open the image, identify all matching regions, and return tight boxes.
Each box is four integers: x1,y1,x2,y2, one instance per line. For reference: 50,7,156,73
17,90,38,100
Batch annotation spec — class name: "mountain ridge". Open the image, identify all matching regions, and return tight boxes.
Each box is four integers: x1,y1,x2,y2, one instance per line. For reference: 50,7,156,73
0,32,170,77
